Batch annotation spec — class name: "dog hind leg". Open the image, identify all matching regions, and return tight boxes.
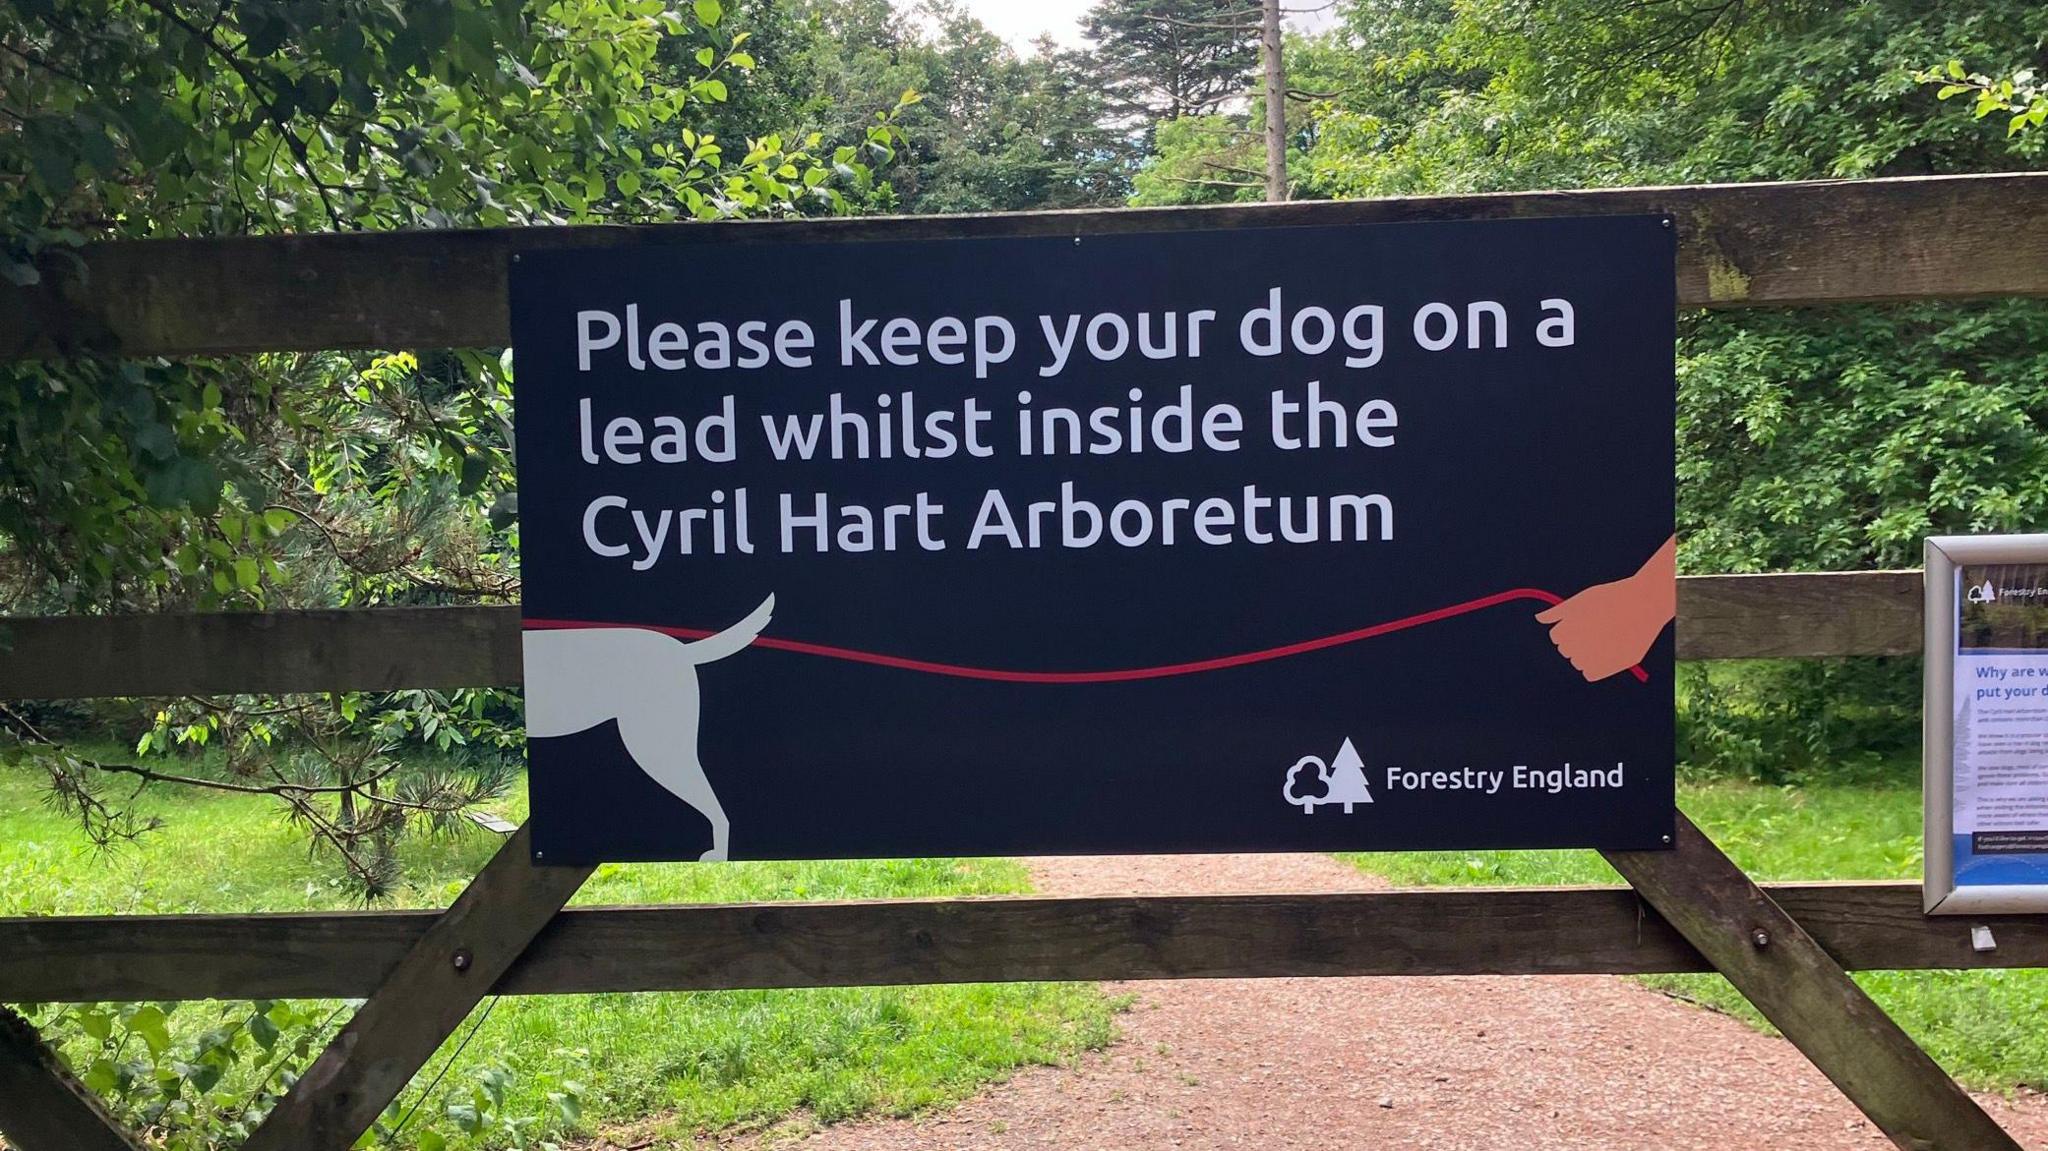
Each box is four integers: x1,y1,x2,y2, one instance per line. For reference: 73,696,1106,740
614,708,730,862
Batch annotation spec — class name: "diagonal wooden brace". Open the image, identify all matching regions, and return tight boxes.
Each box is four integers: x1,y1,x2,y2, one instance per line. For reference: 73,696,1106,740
0,1004,148,1151
242,824,593,1151
1604,813,2019,1151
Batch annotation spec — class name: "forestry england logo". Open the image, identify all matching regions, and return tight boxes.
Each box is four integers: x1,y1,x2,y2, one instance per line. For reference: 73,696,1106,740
1284,738,1374,814
1968,580,1998,604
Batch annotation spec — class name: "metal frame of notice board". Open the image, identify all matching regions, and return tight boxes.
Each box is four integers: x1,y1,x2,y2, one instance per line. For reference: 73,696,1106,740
1925,533,2048,914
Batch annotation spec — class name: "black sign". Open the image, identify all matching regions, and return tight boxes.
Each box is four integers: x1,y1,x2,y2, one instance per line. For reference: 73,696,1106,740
510,217,1676,863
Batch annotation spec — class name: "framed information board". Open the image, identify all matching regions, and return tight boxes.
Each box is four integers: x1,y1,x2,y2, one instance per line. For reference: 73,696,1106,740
1925,534,2048,913
510,217,1678,864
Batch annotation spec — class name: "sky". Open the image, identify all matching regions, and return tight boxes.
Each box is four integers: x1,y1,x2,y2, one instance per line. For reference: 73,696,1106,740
953,0,1340,53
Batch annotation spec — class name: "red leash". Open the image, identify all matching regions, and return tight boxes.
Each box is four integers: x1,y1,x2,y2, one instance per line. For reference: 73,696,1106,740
525,587,1651,685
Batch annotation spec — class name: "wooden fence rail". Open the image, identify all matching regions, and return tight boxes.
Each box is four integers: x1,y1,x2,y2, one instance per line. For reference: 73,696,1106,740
0,569,1921,699
3,173,2045,360
2,881,2044,1004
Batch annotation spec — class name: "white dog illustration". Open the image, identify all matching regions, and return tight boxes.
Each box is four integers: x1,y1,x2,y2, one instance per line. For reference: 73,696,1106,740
524,595,774,861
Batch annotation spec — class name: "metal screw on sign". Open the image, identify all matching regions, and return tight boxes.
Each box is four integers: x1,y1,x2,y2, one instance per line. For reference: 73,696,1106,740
1750,928,1771,949
451,948,474,973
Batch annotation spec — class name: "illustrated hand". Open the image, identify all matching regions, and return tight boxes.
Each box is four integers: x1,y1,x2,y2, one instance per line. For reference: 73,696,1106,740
1535,535,1677,682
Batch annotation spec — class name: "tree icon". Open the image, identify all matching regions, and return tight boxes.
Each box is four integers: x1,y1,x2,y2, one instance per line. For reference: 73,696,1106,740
1283,738,1373,814
1323,738,1373,813
1284,757,1331,812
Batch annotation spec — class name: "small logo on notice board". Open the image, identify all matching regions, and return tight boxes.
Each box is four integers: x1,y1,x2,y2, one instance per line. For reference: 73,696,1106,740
1968,580,1999,604
1284,738,1374,814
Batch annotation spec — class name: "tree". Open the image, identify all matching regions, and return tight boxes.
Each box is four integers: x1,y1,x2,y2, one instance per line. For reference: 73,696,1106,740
1282,0,2046,196
1321,738,1372,813
740,1,1133,213
1283,756,1330,811
0,0,905,892
1081,0,1260,125
1131,114,1268,203
876,8,1132,211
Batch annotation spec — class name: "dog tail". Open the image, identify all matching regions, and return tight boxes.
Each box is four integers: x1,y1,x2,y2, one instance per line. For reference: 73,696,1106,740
681,593,775,665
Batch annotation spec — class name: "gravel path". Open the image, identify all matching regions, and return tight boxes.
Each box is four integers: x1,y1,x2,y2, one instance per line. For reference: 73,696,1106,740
734,852,2048,1150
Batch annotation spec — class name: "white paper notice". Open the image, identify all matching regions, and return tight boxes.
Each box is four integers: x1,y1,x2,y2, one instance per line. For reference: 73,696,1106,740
1954,564,2048,866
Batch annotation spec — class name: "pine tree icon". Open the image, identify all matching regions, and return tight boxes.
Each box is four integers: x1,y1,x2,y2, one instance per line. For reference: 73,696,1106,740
1323,738,1373,813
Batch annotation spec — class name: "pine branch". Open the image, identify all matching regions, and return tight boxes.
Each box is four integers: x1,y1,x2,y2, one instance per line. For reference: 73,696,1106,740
1159,175,1261,187
1140,12,1262,33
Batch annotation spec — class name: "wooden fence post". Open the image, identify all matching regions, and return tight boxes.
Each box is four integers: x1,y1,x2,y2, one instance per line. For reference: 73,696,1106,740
0,1005,148,1151
1604,813,2020,1151
241,824,592,1151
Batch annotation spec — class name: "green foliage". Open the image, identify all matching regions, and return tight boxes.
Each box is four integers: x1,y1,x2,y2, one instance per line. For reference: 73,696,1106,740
2,344,536,883
1098,0,1269,203
1922,60,2048,136
712,0,1130,213
0,0,912,891
1277,0,2046,198
1129,115,1265,204
18,995,597,1151
903,29,1129,213
1670,298,2048,773
1138,0,2045,200
381,1047,591,1151
1677,301,2048,572
1,0,889,241
8,708,524,895
1081,0,1259,123
1677,661,1920,785
21,999,340,1151
0,2,906,612
0,761,1117,1148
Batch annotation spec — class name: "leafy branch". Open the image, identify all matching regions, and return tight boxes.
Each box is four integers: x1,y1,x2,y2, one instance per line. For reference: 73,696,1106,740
1920,61,2046,137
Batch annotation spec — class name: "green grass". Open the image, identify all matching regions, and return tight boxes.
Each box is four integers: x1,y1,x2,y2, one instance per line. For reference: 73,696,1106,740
1339,777,2048,1093
0,756,1115,1142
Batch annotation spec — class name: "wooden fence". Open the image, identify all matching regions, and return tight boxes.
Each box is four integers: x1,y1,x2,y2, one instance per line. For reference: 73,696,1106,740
3,172,2047,1151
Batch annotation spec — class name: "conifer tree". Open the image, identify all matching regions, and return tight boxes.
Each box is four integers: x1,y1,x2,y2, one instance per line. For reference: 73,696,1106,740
1080,0,1260,124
